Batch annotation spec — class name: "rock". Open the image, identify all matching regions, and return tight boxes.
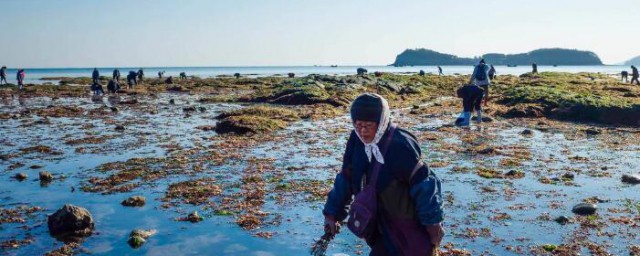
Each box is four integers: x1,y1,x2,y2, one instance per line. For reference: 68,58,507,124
169,99,175,105
121,196,146,207
542,244,558,252
477,147,496,155
187,211,203,223
110,107,118,113
183,106,196,112
561,173,575,180
39,171,53,182
15,173,27,181
128,235,146,249
505,105,544,118
127,229,157,248
195,125,216,131
115,125,125,132
554,216,570,225
47,204,94,238
622,174,640,184
585,127,601,135
198,107,206,113
400,86,421,94
521,129,533,136
481,116,494,122
130,229,157,239
505,170,525,178
377,81,402,92
572,203,597,215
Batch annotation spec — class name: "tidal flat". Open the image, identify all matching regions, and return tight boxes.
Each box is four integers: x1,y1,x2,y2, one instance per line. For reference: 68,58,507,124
1,72,639,255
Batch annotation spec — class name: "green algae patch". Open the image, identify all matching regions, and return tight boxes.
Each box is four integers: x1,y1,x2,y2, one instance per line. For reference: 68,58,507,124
215,115,288,135
496,72,640,126
215,106,297,135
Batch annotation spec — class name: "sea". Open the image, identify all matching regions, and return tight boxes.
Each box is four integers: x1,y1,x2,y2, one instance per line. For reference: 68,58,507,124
0,65,632,84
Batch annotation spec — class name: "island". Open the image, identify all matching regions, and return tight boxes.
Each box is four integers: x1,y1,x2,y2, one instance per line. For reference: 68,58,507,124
392,48,603,66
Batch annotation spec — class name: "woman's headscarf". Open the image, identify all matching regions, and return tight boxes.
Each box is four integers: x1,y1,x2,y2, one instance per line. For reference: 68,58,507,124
350,93,391,164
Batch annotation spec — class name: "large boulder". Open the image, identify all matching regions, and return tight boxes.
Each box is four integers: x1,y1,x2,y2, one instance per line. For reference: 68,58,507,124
622,174,640,184
47,204,94,238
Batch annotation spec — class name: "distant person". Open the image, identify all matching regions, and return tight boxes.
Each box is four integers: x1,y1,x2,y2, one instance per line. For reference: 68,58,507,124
127,71,138,89
632,65,639,85
456,83,484,126
158,71,165,79
92,68,100,84
113,69,121,81
179,72,187,80
0,66,7,85
91,82,104,95
470,59,491,107
16,69,25,91
165,76,173,84
419,70,425,76
107,79,120,93
137,69,144,83
288,73,295,78
438,66,443,76
489,65,496,80
356,68,367,76
621,71,629,83
532,63,538,74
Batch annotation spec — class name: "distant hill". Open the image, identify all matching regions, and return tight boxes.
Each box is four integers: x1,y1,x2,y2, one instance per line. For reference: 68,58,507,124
392,48,603,66
624,56,640,66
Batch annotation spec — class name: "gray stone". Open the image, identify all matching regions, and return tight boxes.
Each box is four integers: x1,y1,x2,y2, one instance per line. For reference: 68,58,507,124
572,203,597,215
622,174,640,184
554,216,570,225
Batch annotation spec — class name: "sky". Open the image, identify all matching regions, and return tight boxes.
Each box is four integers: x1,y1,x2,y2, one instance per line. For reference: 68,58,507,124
0,0,638,68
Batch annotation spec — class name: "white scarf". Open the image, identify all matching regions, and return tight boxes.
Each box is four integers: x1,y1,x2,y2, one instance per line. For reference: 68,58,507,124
354,95,391,164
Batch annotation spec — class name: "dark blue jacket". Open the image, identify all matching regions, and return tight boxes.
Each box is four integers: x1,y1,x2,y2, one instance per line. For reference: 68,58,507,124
323,125,444,251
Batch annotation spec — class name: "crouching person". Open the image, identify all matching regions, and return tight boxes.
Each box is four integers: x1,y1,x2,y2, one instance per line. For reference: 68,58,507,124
455,84,484,126
107,79,120,94
323,93,444,256
91,82,104,96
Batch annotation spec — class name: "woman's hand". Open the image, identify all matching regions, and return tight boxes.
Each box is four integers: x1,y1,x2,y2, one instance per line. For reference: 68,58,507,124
425,222,445,247
324,215,340,236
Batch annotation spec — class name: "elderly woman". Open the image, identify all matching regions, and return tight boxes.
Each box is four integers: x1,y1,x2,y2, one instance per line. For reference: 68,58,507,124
323,93,444,256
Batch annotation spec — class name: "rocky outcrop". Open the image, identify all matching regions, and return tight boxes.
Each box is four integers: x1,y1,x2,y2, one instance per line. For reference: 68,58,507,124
47,204,94,239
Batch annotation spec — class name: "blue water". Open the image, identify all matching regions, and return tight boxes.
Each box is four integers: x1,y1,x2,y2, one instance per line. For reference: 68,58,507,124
0,65,633,85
